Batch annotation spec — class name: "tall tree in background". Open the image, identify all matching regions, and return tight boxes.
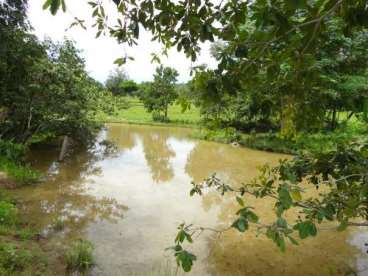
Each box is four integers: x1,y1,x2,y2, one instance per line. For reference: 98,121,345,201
105,68,129,96
140,65,178,121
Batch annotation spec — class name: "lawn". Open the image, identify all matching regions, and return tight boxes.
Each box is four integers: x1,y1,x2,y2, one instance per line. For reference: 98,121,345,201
97,97,201,127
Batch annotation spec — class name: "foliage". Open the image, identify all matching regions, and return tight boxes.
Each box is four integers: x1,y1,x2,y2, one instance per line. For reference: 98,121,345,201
46,0,368,62
139,66,179,121
1,1,109,144
194,121,368,154
65,239,95,272
168,138,368,271
0,140,26,162
166,224,196,272
0,157,40,185
193,127,240,144
0,243,33,272
37,0,368,273
105,67,130,95
0,139,40,186
120,79,139,96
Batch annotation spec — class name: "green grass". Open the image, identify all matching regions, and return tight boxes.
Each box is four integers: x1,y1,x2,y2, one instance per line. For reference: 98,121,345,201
0,191,51,275
193,120,368,154
96,98,367,154
53,217,65,231
0,157,40,186
65,239,95,272
96,97,201,127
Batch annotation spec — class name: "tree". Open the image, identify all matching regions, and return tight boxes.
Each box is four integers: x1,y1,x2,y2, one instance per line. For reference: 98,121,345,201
0,1,107,144
119,79,138,96
105,68,129,96
140,66,178,121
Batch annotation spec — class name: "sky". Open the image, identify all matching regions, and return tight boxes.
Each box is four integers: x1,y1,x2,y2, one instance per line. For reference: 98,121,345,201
27,0,217,84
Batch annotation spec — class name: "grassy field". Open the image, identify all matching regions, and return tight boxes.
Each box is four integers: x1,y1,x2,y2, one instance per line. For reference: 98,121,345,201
96,97,367,154
97,97,201,127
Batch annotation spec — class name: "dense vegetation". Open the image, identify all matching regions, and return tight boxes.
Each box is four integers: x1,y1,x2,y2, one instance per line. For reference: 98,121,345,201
0,0,119,273
1,0,367,273
44,0,368,272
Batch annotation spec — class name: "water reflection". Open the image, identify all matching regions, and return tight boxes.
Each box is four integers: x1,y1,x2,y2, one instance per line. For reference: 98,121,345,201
141,132,175,183
17,137,128,238
107,124,191,183
11,124,368,275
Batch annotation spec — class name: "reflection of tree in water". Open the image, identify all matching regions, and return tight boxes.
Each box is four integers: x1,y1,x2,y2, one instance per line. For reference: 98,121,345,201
18,140,128,238
141,132,175,183
184,141,360,275
106,124,182,183
185,141,282,185
106,124,137,152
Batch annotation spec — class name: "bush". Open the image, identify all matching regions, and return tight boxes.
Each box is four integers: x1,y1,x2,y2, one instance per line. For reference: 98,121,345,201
0,140,26,162
194,127,240,144
152,111,170,122
65,240,94,272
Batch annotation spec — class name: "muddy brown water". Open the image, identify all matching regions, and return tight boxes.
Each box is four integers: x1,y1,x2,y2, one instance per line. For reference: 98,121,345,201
10,123,368,275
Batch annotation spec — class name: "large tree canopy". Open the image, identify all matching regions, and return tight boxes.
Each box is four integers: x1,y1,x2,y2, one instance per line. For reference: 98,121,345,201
0,0,116,144
44,0,368,61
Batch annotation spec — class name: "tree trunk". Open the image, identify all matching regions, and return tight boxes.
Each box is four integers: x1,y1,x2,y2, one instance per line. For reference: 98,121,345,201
58,136,69,161
280,96,296,139
331,108,337,130
164,106,168,120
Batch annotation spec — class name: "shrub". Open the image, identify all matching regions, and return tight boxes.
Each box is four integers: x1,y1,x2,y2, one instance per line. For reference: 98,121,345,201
0,140,26,162
152,111,169,122
65,240,94,272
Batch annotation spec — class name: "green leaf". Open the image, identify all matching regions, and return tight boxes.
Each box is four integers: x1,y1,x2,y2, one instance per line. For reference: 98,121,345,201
50,0,61,15
277,234,286,252
185,233,193,243
276,217,287,228
114,57,126,66
176,250,197,272
278,186,293,211
232,218,248,232
247,211,259,223
308,222,317,236
236,196,244,206
290,190,302,201
61,0,66,12
288,236,299,245
42,0,52,10
175,230,185,243
294,221,317,239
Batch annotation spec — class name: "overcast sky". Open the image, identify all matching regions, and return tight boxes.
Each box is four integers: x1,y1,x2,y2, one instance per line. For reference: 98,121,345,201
27,0,217,83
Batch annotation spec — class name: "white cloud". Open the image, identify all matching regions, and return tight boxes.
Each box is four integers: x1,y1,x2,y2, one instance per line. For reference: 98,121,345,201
27,0,217,83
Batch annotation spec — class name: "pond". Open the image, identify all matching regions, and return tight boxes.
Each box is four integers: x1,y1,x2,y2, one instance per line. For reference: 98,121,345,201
12,123,368,275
